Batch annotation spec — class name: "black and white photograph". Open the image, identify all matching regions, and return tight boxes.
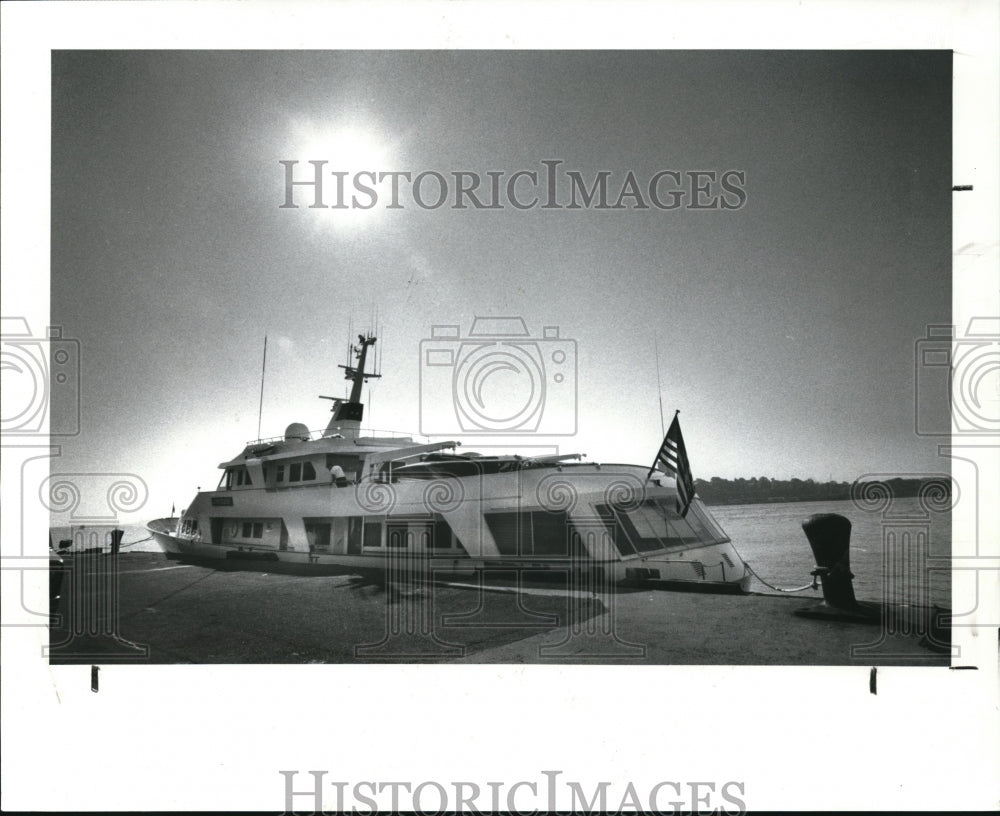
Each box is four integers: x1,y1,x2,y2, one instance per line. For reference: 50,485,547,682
2,2,997,812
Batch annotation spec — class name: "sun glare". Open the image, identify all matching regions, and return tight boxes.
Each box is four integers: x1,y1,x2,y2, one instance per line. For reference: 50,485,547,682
285,119,398,231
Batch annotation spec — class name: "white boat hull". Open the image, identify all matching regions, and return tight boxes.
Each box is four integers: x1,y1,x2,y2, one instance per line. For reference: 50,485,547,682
148,474,750,592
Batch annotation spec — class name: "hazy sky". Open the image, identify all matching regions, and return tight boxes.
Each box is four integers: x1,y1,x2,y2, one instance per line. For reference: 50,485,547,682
50,50,952,515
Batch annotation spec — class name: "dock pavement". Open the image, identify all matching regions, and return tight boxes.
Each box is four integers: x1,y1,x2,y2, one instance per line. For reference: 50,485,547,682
48,552,950,666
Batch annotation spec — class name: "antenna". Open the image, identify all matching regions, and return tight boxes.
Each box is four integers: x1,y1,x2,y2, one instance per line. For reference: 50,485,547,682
654,336,666,437
345,319,352,396
257,335,268,440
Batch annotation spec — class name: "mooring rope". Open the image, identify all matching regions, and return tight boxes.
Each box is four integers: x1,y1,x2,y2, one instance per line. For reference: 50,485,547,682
744,561,817,593
119,534,153,548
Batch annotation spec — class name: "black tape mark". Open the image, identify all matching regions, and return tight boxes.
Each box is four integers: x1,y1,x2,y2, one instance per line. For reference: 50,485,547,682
91,665,99,693
869,666,877,695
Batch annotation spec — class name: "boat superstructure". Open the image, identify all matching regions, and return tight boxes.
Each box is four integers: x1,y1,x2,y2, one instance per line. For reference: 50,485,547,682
148,332,751,591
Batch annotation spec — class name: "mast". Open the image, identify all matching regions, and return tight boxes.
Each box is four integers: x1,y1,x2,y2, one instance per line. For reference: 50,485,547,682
256,335,268,440
322,332,381,438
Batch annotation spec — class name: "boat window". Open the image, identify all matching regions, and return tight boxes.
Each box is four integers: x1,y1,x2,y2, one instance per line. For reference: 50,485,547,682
595,504,637,556
235,468,252,487
485,511,582,557
599,500,695,552
397,514,467,552
290,462,302,482
275,464,285,483
682,505,715,542
665,515,700,545
303,462,316,480
430,516,454,549
531,511,573,556
348,517,363,553
326,454,360,472
600,501,662,552
687,501,727,541
484,511,531,556
363,519,383,548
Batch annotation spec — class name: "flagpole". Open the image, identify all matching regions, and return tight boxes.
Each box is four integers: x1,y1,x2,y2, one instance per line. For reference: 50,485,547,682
653,336,666,437
257,334,268,440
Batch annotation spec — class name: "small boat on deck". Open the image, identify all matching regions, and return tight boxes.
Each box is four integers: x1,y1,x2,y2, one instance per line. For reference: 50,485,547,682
148,332,751,592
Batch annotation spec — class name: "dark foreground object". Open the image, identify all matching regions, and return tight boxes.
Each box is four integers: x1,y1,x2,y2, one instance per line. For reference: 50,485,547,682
49,552,950,665
796,513,881,622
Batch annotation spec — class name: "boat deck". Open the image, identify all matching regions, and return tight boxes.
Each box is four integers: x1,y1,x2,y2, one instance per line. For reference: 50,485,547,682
48,551,950,666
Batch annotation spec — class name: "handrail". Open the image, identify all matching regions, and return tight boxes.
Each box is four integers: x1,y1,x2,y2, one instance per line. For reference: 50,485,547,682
245,427,426,446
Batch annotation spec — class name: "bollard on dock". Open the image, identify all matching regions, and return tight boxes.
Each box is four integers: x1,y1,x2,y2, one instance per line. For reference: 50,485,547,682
795,513,879,622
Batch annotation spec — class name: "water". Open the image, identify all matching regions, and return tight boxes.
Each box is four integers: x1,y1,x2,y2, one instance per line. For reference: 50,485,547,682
712,498,951,607
50,523,160,553
49,498,952,607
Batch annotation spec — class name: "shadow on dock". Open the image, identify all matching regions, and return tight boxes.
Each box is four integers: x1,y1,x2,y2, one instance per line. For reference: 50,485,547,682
48,551,950,666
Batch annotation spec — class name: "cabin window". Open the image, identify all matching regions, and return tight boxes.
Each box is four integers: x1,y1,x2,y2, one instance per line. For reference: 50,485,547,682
326,454,359,469
595,504,637,556
485,512,528,556
348,517,363,553
611,507,658,552
485,511,580,557
363,520,383,549
277,461,317,483
685,501,726,542
627,502,674,551
240,521,264,539
665,514,702,546
236,468,252,486
326,454,359,482
431,515,464,550
430,517,451,549
598,500,693,553
305,521,332,552
530,511,573,556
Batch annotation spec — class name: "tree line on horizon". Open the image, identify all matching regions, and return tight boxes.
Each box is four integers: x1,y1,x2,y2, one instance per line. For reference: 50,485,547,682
694,476,951,506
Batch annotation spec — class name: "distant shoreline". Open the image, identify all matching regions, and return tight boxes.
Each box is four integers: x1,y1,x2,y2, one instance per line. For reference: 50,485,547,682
696,476,951,507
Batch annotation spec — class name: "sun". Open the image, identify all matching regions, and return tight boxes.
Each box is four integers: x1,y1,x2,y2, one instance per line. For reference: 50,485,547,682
284,118,398,231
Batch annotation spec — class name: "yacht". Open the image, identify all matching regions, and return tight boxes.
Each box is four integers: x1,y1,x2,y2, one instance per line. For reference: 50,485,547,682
148,333,751,592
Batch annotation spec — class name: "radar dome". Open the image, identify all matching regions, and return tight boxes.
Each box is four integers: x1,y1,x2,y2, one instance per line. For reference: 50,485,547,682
284,422,311,441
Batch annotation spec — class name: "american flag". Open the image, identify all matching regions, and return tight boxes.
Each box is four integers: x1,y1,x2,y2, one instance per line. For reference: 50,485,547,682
647,412,696,517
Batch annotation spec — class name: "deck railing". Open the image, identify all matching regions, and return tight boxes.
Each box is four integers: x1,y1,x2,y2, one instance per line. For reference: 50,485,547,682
246,427,426,446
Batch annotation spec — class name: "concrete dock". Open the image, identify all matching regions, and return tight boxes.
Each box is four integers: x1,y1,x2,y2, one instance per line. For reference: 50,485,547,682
48,551,950,666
